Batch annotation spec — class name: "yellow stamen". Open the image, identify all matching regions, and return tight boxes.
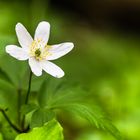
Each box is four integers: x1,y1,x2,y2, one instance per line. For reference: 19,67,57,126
29,39,52,61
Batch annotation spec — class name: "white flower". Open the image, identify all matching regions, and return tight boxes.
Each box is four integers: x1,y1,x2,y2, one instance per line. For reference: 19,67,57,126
6,21,74,78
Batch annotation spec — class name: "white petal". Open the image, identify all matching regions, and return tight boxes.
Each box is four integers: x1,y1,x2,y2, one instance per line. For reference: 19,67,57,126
34,21,50,47
47,42,74,60
15,23,33,50
29,57,42,76
6,45,29,60
41,61,64,78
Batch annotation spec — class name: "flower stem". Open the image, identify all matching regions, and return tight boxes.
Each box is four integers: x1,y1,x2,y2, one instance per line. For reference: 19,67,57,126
17,88,22,127
25,70,33,104
0,109,22,133
21,70,32,131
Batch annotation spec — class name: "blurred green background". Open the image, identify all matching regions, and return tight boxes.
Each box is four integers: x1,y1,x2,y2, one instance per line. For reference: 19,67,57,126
0,0,140,140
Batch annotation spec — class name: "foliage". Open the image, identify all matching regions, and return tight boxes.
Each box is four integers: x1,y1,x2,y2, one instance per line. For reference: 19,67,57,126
2,1,140,140
0,52,123,139
15,119,63,140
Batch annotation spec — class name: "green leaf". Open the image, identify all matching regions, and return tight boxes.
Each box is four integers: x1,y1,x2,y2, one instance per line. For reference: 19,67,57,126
0,54,46,92
0,79,17,120
38,78,86,108
37,79,123,139
15,119,64,140
20,103,39,115
0,78,14,93
0,68,13,84
0,55,27,87
30,108,55,128
51,103,123,140
31,75,47,92
38,78,64,107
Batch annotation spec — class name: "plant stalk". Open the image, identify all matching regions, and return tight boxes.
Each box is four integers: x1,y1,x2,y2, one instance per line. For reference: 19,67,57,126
25,70,33,104
21,70,33,130
0,109,22,133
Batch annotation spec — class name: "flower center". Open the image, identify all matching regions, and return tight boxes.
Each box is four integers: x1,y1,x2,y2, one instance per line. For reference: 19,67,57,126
29,39,52,61
35,49,41,57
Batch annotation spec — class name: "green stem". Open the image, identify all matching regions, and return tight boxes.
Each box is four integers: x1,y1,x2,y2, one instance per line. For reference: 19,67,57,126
25,70,33,104
17,88,22,126
0,109,22,133
21,70,33,131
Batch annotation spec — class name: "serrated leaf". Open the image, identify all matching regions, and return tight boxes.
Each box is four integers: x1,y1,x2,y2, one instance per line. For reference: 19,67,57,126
31,75,47,92
30,108,55,128
15,119,64,140
38,78,86,108
20,103,39,115
38,78,63,107
50,103,123,140
37,79,123,139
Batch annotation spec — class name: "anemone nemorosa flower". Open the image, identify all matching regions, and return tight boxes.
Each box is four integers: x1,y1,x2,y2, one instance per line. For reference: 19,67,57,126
6,21,74,78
